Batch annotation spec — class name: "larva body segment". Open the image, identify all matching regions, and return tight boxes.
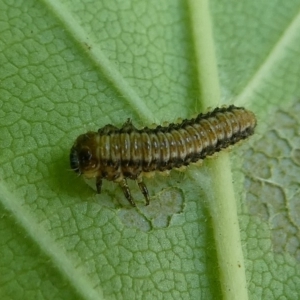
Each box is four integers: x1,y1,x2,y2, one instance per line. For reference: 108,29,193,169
70,105,256,206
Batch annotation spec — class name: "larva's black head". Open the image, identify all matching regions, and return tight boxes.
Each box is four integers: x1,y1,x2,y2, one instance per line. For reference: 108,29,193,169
70,132,99,178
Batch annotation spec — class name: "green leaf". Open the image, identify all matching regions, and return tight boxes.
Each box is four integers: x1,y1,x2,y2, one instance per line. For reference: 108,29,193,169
1,0,300,299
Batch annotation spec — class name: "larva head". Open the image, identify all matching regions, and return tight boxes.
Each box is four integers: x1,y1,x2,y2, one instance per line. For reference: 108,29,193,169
70,132,99,178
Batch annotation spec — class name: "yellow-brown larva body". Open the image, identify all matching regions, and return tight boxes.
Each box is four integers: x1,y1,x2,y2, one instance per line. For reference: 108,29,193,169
70,105,257,206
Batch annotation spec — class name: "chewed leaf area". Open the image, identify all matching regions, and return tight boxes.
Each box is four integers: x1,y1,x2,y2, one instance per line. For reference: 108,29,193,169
243,101,300,260
118,187,184,232
84,171,187,231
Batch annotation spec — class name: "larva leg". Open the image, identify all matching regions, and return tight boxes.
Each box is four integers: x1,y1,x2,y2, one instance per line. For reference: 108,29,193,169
98,124,118,135
119,178,136,207
96,177,102,194
123,118,132,127
121,118,138,132
137,177,150,206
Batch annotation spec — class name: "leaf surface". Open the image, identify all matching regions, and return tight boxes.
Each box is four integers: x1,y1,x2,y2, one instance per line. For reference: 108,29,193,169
0,0,300,299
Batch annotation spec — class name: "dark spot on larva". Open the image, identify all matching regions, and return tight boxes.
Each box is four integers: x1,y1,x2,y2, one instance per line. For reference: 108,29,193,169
70,105,257,206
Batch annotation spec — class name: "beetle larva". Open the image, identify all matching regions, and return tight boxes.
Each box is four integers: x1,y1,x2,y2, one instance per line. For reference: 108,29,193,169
70,105,256,206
